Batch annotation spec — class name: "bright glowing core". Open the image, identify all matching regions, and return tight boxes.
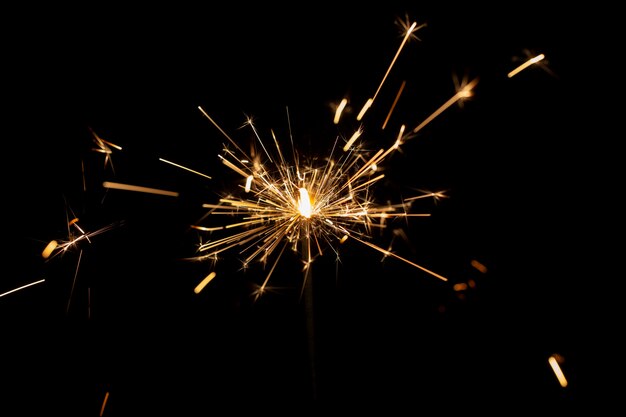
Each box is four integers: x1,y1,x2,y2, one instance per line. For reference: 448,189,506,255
298,187,313,218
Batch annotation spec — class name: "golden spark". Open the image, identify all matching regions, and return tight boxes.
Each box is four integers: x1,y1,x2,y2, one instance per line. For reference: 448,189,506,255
0,278,45,299
548,354,569,388
508,53,546,78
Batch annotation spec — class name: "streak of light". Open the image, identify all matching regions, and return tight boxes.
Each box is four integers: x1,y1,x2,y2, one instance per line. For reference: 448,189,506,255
334,98,348,125
0,279,45,299
357,21,424,120
194,272,217,294
507,53,545,78
548,355,568,388
102,181,179,197
409,77,478,136
382,80,407,129
159,158,212,179
99,391,110,417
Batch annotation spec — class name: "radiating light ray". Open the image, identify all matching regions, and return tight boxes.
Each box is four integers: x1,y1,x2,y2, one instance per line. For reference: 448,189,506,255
382,80,407,129
244,115,273,163
103,181,179,197
99,391,110,417
351,234,447,281
404,190,448,203
507,53,545,78
0,278,45,299
159,158,212,179
409,77,478,136
90,127,122,173
66,249,83,314
357,20,425,121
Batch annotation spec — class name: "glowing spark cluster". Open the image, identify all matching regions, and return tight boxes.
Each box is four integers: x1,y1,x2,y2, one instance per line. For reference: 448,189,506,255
190,102,453,297
104,17,485,298
97,16,547,301
0,278,45,299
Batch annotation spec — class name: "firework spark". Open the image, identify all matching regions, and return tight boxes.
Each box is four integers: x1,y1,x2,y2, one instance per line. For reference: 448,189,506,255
40,204,123,314
42,215,122,261
90,127,123,173
548,354,569,388
0,278,45,299
507,53,546,78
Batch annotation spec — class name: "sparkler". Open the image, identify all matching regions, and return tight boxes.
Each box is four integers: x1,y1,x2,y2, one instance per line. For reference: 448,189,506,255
151,18,481,300
5,8,573,414
96,16,483,301
190,104,451,298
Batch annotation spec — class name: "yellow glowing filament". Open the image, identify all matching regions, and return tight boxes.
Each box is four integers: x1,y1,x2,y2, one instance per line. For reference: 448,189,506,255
99,391,109,417
382,80,406,129
358,21,420,121
0,278,45,298
103,181,179,197
334,98,348,124
194,272,217,294
411,78,478,135
245,175,253,193
343,126,364,152
339,235,349,244
508,53,545,78
191,225,224,232
42,240,58,259
219,155,250,178
356,98,373,121
298,187,313,218
548,355,568,387
395,124,406,146
159,158,212,179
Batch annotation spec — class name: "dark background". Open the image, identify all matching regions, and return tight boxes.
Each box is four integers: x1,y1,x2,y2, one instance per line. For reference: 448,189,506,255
4,3,613,415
